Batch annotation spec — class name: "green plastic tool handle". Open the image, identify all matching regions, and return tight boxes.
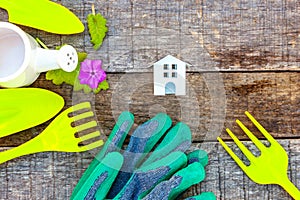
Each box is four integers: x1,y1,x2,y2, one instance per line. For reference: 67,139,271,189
279,175,300,200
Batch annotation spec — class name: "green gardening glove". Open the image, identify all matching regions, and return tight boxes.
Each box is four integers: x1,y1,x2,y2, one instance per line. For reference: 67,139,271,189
72,111,185,199
71,111,134,200
111,148,213,200
107,121,193,198
139,150,216,200
108,124,213,199
71,111,214,200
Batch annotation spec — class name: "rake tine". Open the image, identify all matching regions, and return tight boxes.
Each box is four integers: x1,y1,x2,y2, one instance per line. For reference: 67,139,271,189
245,111,276,144
79,131,100,142
75,121,98,132
225,128,255,161
71,111,94,122
217,137,248,172
68,102,91,112
80,140,104,151
236,119,266,152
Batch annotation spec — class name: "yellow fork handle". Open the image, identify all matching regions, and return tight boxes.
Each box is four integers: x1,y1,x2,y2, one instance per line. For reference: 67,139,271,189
0,135,47,164
279,175,300,200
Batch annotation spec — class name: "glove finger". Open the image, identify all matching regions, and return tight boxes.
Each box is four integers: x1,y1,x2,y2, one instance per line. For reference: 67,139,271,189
71,152,123,200
187,149,209,167
142,122,192,167
184,192,216,200
108,113,172,198
97,111,134,158
141,162,205,200
113,151,187,200
71,111,134,197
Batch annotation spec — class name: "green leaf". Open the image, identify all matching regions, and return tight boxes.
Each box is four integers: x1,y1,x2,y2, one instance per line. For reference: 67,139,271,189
93,80,110,93
46,49,110,94
46,52,87,86
87,13,108,50
73,75,92,94
74,78,109,94
71,68,109,94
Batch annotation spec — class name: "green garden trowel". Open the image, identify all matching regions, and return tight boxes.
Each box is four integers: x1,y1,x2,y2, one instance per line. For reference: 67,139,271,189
0,0,84,34
0,88,64,138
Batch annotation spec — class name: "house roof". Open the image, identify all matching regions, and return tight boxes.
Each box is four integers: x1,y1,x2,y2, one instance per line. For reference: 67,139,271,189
154,55,191,66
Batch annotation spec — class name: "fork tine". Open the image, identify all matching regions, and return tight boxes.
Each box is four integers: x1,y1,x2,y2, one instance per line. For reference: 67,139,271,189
75,121,97,132
236,119,266,151
217,137,248,172
72,111,94,122
225,128,256,161
80,140,104,151
79,131,100,142
245,111,276,144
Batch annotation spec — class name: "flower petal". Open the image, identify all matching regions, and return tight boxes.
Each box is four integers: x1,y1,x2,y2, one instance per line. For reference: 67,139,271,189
78,70,91,80
79,76,91,85
91,60,103,71
95,69,106,82
89,76,100,89
81,59,93,72
78,59,107,90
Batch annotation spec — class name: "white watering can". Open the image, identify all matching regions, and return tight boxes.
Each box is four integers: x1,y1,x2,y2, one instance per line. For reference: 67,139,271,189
0,22,78,88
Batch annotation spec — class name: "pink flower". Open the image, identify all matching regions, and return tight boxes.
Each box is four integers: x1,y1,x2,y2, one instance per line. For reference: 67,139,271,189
78,59,106,89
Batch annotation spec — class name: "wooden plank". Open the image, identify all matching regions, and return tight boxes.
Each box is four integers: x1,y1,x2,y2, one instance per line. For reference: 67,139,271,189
0,1,299,199
1,72,299,146
1,0,299,72
0,140,298,199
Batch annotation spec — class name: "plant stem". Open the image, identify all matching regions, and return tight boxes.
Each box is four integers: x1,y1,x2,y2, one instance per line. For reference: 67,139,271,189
36,38,49,49
92,4,95,15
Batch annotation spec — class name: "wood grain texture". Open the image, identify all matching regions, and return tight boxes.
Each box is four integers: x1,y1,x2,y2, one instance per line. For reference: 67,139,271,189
0,0,299,199
1,72,298,147
0,140,299,200
1,0,299,72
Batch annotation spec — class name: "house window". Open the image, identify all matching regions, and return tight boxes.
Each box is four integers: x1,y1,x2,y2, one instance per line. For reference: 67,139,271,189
164,72,169,78
172,72,177,78
164,64,169,70
172,64,177,70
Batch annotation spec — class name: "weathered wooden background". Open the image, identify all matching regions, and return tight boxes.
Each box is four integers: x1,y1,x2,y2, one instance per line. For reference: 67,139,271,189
1,0,300,199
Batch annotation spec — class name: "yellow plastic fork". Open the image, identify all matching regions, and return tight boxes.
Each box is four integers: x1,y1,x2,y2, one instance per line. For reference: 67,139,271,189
218,111,300,199
0,102,103,164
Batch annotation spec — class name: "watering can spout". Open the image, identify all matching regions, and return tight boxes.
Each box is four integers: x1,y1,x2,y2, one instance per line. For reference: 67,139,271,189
34,45,78,73
0,22,78,88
